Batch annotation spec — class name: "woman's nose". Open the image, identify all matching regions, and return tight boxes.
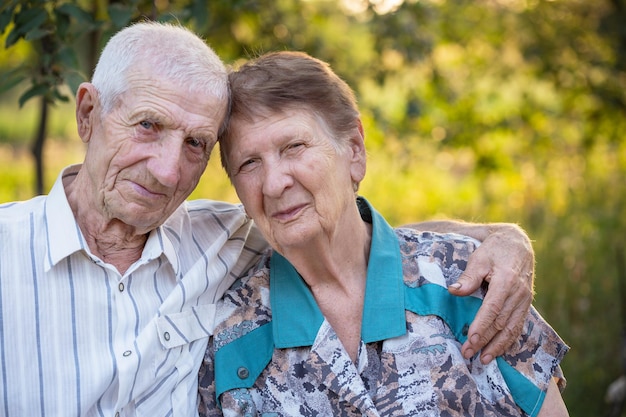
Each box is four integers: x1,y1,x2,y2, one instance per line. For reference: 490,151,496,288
261,162,293,197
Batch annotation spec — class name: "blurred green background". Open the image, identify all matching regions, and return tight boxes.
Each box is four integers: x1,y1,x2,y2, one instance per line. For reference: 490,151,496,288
1,0,625,415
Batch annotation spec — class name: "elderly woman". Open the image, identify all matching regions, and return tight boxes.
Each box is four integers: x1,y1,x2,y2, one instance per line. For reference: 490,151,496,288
198,51,568,416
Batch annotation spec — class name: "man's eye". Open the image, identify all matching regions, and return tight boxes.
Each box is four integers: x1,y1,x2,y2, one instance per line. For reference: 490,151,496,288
139,120,153,130
187,137,203,148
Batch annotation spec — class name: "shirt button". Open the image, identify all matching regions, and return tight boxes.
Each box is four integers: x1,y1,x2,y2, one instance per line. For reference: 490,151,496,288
118,282,124,292
237,366,249,379
164,332,170,341
462,324,469,337
123,350,132,357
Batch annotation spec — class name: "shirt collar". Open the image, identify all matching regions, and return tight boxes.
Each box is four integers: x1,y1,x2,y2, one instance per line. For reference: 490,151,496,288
271,197,406,348
44,164,181,275
44,165,88,271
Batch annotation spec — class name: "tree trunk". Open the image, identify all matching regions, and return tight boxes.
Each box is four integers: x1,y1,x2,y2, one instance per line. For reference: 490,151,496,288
31,96,48,196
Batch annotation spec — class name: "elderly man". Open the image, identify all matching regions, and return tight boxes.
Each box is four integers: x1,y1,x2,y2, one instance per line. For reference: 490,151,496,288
0,22,534,416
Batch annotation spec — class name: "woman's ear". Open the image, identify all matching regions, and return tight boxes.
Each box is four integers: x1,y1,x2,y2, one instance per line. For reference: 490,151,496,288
75,83,98,144
348,118,367,184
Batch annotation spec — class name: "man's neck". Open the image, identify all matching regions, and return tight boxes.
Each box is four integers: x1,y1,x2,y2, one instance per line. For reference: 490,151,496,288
64,165,149,274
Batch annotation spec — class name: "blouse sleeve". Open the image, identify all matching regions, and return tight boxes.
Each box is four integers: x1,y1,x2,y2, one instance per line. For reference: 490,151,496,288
198,336,222,417
501,305,569,393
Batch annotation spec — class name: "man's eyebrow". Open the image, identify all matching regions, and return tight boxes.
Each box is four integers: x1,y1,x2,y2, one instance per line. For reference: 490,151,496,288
128,110,161,122
195,127,219,139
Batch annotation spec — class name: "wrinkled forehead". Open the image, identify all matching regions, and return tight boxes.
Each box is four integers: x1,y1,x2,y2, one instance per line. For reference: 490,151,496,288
225,107,338,151
112,81,225,144
133,63,227,101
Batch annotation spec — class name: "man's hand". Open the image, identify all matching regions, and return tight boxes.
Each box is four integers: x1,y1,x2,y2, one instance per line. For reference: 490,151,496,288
403,221,535,364
450,224,534,363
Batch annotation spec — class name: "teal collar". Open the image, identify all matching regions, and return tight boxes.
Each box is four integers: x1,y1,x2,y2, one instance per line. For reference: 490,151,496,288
270,197,406,348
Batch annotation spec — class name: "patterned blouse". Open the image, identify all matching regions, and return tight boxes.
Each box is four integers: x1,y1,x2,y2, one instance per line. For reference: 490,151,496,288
198,198,568,417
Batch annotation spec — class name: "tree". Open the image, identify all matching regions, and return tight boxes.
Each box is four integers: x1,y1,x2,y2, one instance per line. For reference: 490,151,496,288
1,0,99,193
0,0,186,194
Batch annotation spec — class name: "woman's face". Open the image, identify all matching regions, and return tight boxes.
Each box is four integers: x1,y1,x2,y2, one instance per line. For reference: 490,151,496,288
224,108,365,254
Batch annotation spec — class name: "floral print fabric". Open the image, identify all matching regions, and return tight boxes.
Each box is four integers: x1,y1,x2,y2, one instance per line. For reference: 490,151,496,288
199,225,567,417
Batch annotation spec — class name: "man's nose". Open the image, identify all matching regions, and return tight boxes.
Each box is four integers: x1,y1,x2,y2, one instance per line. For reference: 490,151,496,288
149,136,183,188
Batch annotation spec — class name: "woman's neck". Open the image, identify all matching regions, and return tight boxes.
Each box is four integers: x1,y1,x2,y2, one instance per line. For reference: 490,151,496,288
285,208,372,363
284,207,372,291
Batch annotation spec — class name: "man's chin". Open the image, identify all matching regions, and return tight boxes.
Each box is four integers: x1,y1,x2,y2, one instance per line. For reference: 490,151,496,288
115,208,172,232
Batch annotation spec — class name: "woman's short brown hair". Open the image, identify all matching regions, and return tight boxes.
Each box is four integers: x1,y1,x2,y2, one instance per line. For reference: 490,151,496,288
219,51,360,173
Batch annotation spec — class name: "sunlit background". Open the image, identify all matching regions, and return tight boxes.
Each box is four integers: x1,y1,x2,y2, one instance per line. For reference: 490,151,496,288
1,0,625,415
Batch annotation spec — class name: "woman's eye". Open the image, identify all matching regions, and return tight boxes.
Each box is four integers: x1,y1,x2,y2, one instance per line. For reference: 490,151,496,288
238,159,257,172
286,142,304,152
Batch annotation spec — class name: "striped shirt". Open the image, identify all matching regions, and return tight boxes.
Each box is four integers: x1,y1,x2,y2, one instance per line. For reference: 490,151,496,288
0,165,267,417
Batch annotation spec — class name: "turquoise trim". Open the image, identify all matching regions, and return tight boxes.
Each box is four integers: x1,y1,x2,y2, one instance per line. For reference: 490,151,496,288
497,357,546,417
360,198,406,343
214,323,274,401
404,283,480,344
270,253,325,347
270,197,406,348
215,283,546,414
405,283,545,416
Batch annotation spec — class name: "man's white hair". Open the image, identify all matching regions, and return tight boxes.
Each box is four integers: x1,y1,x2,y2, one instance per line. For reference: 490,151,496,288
91,21,228,114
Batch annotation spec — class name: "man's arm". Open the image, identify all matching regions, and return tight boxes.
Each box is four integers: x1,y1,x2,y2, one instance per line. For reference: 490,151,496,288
404,220,535,364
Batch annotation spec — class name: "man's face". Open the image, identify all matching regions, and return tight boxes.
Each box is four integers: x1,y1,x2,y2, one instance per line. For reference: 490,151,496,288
83,69,226,230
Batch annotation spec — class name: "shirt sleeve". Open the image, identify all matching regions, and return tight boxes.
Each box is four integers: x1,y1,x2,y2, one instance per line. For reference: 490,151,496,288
502,305,569,392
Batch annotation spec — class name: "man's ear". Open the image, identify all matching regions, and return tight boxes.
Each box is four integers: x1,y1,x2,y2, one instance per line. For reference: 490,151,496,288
75,83,98,144
348,118,367,184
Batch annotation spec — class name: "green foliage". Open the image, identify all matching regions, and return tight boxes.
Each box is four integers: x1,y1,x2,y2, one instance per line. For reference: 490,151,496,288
0,0,98,106
1,0,626,415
